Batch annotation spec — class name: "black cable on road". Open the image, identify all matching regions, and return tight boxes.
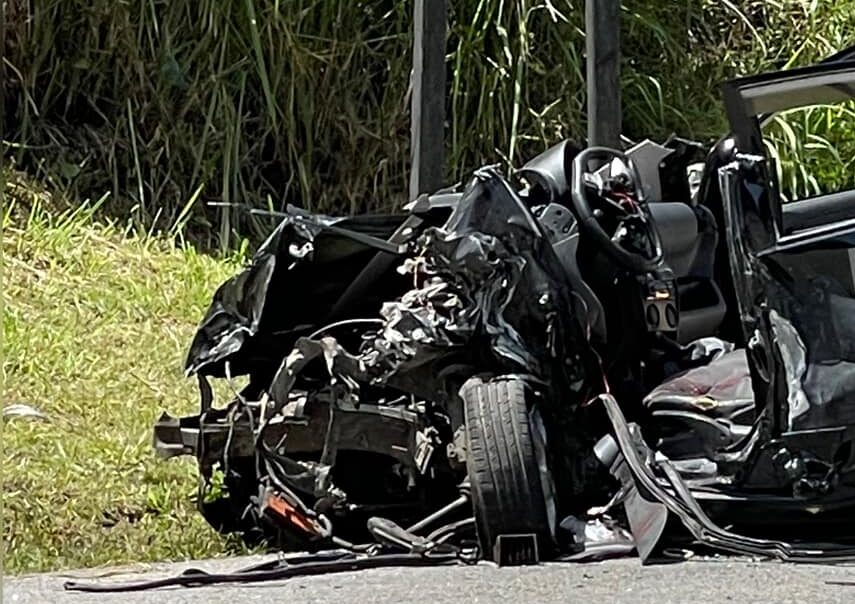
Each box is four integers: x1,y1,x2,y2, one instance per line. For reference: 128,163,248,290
64,552,463,593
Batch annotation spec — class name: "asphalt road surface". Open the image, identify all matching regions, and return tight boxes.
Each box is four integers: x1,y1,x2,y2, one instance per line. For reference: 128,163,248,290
6,554,855,604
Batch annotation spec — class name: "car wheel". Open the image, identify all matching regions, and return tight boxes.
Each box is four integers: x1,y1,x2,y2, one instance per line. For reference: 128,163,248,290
461,376,551,562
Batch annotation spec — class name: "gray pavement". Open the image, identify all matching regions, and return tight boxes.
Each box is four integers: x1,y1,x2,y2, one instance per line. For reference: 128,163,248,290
5,554,855,604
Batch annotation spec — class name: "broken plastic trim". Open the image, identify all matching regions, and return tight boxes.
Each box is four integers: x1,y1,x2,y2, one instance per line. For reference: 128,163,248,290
598,393,855,562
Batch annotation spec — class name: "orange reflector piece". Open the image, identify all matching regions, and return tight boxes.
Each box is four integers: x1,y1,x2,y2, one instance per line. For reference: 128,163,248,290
262,490,323,537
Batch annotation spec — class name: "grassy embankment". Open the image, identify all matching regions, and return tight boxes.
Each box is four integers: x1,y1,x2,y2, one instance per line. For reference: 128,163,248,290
2,173,247,572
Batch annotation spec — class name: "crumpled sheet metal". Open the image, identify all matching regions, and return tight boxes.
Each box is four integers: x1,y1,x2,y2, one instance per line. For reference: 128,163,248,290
758,261,855,430
768,310,810,429
185,213,323,377
363,226,535,379
373,274,467,365
185,208,409,380
278,168,598,411
410,168,596,392
428,229,535,369
187,166,597,415
268,336,366,412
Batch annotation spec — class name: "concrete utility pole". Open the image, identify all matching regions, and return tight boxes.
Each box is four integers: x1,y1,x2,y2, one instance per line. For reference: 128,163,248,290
409,0,447,199
585,0,622,148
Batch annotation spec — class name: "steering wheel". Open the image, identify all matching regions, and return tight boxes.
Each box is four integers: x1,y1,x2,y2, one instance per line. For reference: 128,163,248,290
570,146,664,274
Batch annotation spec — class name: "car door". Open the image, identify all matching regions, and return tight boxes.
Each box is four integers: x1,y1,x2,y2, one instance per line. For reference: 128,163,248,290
718,56,855,443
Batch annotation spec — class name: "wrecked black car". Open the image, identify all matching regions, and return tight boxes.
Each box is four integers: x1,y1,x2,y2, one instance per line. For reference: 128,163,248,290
153,50,855,565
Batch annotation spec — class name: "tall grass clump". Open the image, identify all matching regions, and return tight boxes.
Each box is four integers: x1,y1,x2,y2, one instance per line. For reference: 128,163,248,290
2,171,249,572
764,100,855,201
4,1,855,247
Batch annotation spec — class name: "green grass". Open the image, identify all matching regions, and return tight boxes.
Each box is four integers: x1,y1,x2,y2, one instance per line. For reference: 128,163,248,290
1,173,249,573
5,1,854,247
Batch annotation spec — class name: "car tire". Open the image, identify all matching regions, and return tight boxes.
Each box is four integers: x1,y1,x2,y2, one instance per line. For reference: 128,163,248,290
461,376,551,561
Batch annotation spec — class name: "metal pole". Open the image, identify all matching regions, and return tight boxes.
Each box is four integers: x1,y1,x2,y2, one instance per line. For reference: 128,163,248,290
585,0,622,148
410,0,447,199
0,1,7,152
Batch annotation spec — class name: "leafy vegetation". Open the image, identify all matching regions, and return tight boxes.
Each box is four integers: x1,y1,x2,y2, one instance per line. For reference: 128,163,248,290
764,100,855,201
1,172,249,572
5,1,855,248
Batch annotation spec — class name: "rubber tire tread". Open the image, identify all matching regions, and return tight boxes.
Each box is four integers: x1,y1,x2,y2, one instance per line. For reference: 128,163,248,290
462,377,550,560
